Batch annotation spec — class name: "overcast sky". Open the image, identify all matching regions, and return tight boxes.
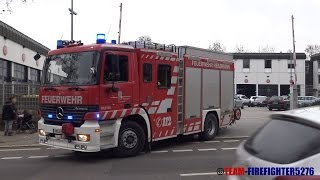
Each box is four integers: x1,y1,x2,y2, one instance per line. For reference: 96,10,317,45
1,0,320,52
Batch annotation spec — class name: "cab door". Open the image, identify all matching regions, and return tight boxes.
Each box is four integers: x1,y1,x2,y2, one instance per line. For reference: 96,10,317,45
99,51,134,114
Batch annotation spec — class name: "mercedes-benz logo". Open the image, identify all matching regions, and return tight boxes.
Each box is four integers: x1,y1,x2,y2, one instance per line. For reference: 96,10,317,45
56,107,64,119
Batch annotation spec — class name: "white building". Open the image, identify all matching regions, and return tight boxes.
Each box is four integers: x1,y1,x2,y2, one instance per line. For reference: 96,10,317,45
233,53,306,97
0,20,49,85
0,21,50,107
311,54,320,96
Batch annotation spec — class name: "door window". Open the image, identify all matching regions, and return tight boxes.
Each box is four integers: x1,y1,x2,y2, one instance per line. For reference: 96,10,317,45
143,63,152,82
104,55,128,82
157,64,171,88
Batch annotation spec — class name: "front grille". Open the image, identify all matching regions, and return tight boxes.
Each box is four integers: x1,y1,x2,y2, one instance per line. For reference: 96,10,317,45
41,105,99,127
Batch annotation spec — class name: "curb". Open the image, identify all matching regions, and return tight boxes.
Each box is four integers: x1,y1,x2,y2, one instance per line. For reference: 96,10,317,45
0,143,42,149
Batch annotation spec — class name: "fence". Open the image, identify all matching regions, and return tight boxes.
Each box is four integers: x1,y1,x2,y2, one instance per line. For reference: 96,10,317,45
0,83,40,118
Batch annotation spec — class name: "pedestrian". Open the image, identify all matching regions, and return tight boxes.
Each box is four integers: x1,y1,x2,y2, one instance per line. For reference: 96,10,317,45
2,95,18,136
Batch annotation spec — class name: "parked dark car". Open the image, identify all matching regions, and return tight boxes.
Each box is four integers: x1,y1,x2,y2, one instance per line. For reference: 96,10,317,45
260,97,270,107
267,96,289,111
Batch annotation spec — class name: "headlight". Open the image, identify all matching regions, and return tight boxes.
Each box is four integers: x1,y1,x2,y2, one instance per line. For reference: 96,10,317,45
77,134,90,142
38,129,46,136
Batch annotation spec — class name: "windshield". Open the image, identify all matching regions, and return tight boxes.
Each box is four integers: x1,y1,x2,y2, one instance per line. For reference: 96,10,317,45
42,51,100,85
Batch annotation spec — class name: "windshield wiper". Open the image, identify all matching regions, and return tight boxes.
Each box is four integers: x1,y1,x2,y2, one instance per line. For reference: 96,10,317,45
68,86,85,91
44,87,58,91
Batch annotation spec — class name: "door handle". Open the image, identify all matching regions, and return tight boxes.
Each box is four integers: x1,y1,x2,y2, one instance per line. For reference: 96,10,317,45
124,103,132,109
167,108,172,112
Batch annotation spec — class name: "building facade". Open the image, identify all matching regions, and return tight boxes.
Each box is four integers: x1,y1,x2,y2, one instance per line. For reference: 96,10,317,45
233,53,306,98
0,20,50,109
311,53,320,96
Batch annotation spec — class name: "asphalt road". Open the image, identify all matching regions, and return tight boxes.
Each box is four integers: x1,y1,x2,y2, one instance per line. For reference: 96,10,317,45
0,107,273,180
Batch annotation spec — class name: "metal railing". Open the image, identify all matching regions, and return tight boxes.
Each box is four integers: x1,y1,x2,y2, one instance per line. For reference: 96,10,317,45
0,83,40,118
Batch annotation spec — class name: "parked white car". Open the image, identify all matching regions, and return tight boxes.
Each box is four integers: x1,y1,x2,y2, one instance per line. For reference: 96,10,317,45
236,94,250,106
234,96,244,109
297,96,317,107
229,106,320,179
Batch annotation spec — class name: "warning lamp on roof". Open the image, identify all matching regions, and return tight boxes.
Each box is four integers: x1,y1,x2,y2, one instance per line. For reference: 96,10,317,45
96,34,106,44
111,40,117,44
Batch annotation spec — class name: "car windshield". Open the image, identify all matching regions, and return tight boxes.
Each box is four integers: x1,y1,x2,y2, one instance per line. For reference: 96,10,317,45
270,96,282,101
244,119,320,164
42,51,100,85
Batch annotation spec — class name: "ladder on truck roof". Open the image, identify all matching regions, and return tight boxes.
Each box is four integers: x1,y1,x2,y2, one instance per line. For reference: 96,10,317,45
124,41,177,53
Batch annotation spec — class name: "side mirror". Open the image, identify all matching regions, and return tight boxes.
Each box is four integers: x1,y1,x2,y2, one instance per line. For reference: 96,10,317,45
90,67,96,77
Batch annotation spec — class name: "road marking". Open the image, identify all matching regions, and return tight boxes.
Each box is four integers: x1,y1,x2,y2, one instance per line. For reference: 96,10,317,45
172,149,193,152
28,156,49,159
223,140,240,142
54,154,71,158
197,148,217,151
221,147,238,150
47,147,60,150
151,150,168,154
180,172,217,176
0,148,41,152
204,140,220,143
216,136,249,139
1,157,23,160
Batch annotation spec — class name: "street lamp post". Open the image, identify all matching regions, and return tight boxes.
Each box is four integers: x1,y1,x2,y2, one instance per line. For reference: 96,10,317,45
290,15,298,109
69,0,77,41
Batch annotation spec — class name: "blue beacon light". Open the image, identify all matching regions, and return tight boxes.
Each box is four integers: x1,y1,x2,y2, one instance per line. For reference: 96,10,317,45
96,34,106,44
48,114,53,118
67,116,73,120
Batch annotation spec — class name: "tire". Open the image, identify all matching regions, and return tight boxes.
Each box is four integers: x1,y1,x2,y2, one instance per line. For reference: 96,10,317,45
268,108,272,111
241,105,244,109
114,121,145,157
199,113,218,141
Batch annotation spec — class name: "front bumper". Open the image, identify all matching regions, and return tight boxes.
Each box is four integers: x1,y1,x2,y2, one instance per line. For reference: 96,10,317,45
38,118,111,152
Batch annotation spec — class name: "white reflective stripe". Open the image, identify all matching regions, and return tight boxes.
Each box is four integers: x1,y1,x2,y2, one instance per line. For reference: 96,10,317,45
111,110,118,119
187,126,193,132
148,107,157,114
145,55,149,59
138,108,145,114
151,101,160,106
160,57,164,60
170,128,175,136
173,66,179,73
131,108,137,114
195,121,201,125
170,57,176,61
150,55,154,59
193,125,200,131
167,87,175,95
156,99,173,113
142,103,149,107
165,57,170,60
141,54,145,58
165,130,168,136
155,56,159,59
120,109,127,117
159,131,162,137
102,111,109,119
171,76,178,84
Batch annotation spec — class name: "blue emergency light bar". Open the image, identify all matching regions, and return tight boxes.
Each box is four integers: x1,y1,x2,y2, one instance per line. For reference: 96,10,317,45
57,40,83,49
48,114,53,118
96,34,106,44
67,116,73,120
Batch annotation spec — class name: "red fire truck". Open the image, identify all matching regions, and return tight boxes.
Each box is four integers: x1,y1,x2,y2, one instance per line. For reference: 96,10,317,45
38,35,240,156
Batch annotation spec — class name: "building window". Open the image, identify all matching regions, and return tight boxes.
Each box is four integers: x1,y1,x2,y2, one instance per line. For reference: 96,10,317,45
318,61,320,69
14,63,27,82
243,59,250,69
265,59,272,69
143,63,152,82
318,75,320,84
288,60,295,69
157,64,171,88
0,59,10,82
30,68,40,83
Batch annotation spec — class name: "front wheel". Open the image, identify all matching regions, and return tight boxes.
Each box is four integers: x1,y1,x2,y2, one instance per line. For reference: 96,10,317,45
114,121,145,157
199,113,218,141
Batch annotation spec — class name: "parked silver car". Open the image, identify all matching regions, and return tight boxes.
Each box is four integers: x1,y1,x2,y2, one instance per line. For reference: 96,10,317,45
228,106,320,179
234,96,244,109
237,94,250,106
298,96,317,107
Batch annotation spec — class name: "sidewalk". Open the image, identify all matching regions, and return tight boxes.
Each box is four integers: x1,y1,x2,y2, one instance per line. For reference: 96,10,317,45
0,131,39,148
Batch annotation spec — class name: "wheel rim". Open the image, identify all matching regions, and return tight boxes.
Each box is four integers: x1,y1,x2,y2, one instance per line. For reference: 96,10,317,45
206,118,215,135
121,129,138,149
236,110,241,119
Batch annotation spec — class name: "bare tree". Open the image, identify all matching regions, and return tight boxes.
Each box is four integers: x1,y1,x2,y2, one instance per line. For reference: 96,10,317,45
258,45,276,53
305,44,320,58
208,41,226,53
1,0,28,13
137,36,152,42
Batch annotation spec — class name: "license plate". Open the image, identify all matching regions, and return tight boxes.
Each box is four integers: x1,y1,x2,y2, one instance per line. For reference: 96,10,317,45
273,102,278,104
53,129,62,134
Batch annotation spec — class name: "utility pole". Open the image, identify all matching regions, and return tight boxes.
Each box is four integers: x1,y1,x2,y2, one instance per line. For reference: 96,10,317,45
69,0,77,41
290,15,298,109
118,3,123,44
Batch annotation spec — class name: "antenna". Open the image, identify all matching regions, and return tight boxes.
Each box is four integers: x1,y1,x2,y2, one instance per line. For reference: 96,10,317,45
118,3,123,44
106,24,112,39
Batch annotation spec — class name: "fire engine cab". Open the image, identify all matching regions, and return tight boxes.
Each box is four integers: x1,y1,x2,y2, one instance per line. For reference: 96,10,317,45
38,34,240,156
